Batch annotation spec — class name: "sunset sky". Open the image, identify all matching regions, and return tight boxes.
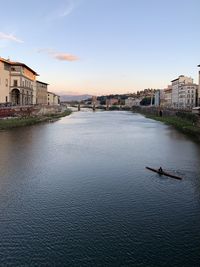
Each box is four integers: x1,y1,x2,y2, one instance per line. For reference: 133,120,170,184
0,0,199,95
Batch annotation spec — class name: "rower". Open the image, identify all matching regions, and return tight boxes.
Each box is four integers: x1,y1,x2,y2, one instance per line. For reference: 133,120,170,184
158,167,163,173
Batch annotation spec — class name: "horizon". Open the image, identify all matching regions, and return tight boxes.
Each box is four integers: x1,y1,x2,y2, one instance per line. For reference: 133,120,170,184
0,0,199,95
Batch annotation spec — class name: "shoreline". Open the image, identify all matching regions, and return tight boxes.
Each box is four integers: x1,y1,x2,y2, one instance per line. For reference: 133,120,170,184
0,109,72,130
144,113,200,142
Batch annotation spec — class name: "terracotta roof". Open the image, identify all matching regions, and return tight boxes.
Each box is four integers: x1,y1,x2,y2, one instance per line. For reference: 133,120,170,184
0,57,39,75
0,57,12,64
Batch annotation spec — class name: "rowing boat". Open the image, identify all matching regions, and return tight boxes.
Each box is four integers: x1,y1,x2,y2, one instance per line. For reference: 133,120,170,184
146,166,182,180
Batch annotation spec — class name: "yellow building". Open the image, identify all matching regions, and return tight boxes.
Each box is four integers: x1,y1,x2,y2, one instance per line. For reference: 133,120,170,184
0,57,39,105
0,58,10,104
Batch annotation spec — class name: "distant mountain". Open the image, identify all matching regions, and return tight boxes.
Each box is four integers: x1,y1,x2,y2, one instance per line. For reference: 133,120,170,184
60,94,92,102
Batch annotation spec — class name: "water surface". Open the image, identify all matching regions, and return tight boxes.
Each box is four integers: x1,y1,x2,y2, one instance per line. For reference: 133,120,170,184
0,111,200,266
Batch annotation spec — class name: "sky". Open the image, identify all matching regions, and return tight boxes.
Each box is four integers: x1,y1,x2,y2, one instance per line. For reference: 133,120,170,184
0,0,199,95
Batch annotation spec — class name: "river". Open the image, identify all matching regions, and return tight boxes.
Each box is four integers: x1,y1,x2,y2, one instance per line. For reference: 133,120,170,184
0,111,200,266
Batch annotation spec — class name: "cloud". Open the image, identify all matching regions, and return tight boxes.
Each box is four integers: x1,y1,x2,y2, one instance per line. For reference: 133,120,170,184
59,1,74,18
53,53,79,61
38,48,79,62
0,32,23,43
46,0,77,21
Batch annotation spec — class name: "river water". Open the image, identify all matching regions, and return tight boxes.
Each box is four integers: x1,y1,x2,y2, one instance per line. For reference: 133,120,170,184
0,111,200,266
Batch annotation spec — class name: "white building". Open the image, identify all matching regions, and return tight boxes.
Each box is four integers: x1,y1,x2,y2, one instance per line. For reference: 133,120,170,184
178,84,198,109
171,75,193,108
154,89,165,107
125,97,141,107
47,92,60,105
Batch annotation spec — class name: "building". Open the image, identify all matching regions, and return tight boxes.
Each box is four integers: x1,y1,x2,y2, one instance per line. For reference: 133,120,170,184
0,57,39,105
54,94,60,105
154,89,165,107
0,57,62,107
36,81,48,105
47,92,60,105
0,58,10,104
106,98,119,106
178,84,198,109
171,75,193,108
163,86,172,108
125,97,141,107
10,61,38,106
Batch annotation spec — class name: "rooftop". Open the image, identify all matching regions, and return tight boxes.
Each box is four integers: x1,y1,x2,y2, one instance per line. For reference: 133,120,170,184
0,57,39,76
36,80,49,85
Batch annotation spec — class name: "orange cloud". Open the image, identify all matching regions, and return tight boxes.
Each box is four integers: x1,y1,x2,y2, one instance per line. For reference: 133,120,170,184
53,53,79,61
37,48,79,62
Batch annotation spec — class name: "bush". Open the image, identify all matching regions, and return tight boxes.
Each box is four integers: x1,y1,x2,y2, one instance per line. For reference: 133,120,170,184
176,111,198,123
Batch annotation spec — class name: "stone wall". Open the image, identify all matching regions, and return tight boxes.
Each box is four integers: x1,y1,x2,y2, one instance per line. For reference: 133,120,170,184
0,105,66,118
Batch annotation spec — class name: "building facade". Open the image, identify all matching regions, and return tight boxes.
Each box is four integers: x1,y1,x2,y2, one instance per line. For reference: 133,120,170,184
0,57,60,107
125,97,141,107
10,62,38,105
171,75,193,108
178,84,198,109
0,57,38,105
0,58,10,104
47,92,60,105
106,98,119,106
36,81,48,105
163,86,172,108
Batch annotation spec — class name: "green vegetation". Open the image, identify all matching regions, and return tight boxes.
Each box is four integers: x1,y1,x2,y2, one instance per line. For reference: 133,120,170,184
0,109,72,130
146,114,200,141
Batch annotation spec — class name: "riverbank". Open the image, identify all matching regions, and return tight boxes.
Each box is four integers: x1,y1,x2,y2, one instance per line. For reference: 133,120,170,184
145,114,200,142
0,109,72,130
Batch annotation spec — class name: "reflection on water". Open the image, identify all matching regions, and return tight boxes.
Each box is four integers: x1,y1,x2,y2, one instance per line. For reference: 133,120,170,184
0,111,200,266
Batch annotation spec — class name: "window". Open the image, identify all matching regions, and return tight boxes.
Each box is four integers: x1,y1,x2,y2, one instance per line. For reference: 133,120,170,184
13,80,18,86
5,96,8,102
5,79,8,87
4,63,10,71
